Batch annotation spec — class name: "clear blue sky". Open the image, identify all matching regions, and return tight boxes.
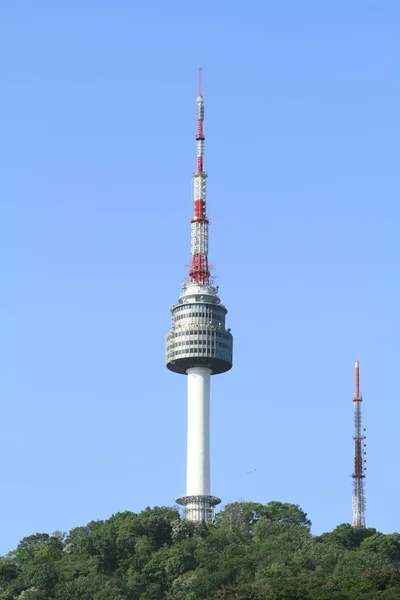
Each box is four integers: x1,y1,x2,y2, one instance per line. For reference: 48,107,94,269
1,1,399,554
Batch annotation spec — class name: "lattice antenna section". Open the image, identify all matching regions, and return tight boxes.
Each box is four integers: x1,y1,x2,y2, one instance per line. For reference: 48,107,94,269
352,361,366,527
189,68,210,285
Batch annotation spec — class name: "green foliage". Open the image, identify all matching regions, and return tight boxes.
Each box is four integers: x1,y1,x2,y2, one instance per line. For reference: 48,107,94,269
361,533,400,562
216,501,311,533
319,523,377,549
0,502,399,599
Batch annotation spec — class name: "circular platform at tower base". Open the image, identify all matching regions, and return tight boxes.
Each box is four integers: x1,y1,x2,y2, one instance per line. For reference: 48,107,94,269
176,495,221,507
167,357,232,375
176,495,221,523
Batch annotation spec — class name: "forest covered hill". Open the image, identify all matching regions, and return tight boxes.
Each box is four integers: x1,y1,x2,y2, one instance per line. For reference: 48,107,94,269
1,501,400,600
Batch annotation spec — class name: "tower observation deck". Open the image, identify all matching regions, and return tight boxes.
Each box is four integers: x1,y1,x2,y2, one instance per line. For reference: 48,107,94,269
166,71,233,522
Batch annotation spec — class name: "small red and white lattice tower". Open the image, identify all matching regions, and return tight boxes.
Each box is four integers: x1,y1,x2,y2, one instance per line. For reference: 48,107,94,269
352,361,366,527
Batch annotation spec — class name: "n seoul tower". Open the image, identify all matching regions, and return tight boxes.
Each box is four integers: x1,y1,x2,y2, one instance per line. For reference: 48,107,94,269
166,70,233,522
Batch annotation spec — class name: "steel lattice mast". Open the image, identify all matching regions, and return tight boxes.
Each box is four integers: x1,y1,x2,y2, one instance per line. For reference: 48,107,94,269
352,360,366,527
189,68,210,285
166,70,233,523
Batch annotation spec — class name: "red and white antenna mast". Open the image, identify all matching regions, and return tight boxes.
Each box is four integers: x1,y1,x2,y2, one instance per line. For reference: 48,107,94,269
352,360,366,527
189,67,210,285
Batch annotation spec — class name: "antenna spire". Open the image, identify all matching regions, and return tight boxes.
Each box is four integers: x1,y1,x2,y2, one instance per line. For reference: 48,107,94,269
199,67,203,97
189,70,210,284
352,360,366,527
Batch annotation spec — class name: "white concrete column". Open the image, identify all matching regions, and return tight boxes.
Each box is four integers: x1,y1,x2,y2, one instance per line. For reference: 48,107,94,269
186,367,211,496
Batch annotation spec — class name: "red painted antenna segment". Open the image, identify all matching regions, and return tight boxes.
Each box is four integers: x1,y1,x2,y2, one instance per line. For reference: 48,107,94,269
352,360,366,527
354,360,360,399
189,70,210,285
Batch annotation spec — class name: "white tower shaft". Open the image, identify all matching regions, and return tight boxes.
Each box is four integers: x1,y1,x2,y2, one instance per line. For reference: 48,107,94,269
186,367,211,497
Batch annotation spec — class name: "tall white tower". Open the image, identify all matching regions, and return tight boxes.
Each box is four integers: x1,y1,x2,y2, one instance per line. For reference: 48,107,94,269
166,71,233,522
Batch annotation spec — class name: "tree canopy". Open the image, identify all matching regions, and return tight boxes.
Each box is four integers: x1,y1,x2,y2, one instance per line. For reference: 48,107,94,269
1,502,399,599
